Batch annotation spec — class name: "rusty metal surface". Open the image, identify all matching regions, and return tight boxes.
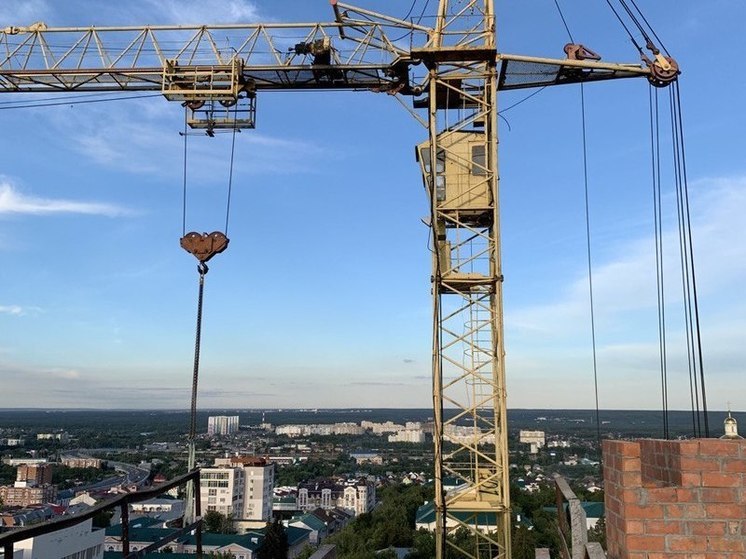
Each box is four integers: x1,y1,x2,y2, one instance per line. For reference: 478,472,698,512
647,55,679,87
180,231,229,263
564,43,601,61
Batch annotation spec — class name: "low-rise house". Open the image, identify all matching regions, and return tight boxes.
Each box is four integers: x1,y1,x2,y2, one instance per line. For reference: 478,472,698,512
104,518,311,558
415,501,496,533
288,511,329,544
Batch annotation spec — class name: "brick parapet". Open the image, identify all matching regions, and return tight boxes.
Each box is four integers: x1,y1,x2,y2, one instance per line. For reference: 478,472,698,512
603,438,746,559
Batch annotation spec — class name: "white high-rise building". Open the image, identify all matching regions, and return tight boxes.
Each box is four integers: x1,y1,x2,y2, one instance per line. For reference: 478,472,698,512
207,415,240,436
199,467,245,518
519,430,546,454
388,429,426,443
206,456,274,528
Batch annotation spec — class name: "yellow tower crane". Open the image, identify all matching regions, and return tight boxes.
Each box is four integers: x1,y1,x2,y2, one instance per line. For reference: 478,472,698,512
0,2,678,557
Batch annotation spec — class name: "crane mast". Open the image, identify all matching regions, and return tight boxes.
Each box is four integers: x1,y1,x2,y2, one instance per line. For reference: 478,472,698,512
1,2,675,557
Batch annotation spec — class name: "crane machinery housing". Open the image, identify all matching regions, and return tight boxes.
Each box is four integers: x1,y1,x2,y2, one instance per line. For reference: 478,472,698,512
0,1,679,557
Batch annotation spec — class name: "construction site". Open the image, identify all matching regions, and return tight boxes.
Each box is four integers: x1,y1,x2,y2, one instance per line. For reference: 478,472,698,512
0,1,744,558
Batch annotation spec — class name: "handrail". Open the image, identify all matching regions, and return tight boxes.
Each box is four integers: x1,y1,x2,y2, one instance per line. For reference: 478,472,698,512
1,469,202,559
553,474,606,559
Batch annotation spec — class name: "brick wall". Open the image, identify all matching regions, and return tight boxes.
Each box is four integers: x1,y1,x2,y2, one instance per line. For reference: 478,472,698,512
603,439,746,559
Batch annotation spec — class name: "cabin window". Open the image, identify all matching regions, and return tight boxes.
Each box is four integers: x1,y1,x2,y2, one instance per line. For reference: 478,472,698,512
420,147,447,201
472,144,486,175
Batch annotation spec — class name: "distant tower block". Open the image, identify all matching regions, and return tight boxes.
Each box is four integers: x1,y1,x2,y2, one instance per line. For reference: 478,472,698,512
721,410,743,439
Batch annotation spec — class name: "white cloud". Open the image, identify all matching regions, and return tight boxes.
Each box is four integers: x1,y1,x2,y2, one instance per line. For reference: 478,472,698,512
146,0,260,24
99,0,261,26
0,305,41,316
51,99,327,178
508,177,746,337
0,305,23,316
48,368,82,380
504,176,746,409
0,0,50,27
0,181,131,217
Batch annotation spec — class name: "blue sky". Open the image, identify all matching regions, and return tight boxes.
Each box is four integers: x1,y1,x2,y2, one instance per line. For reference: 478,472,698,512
0,0,743,412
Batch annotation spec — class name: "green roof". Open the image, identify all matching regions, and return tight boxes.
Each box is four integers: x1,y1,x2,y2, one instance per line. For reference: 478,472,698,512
180,532,260,549
291,513,327,532
105,517,161,536
105,523,177,544
273,496,297,503
543,501,605,519
286,526,312,546
416,502,497,526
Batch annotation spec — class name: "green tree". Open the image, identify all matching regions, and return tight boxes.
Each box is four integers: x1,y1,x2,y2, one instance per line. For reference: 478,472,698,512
588,515,606,549
511,525,537,559
257,518,289,559
329,484,431,557
295,545,316,559
405,529,435,559
203,510,236,534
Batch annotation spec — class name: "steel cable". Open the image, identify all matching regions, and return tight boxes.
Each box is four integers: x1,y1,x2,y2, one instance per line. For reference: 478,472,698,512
649,85,669,438
553,0,603,457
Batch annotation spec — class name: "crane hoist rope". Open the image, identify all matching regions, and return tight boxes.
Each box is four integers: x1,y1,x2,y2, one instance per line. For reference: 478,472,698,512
178,106,239,521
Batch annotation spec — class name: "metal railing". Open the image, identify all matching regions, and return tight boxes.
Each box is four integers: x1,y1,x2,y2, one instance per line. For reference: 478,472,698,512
0,469,202,559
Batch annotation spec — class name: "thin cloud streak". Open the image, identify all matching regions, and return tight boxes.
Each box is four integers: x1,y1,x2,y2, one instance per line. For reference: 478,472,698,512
504,176,746,410
0,0,50,26
0,305,41,316
145,0,260,24
0,182,131,217
508,177,746,337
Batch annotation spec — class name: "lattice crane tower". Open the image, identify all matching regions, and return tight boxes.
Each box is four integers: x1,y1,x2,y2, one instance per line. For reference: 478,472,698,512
0,1,677,557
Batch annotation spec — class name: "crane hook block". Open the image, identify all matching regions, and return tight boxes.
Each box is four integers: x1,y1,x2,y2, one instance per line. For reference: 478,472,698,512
180,231,229,263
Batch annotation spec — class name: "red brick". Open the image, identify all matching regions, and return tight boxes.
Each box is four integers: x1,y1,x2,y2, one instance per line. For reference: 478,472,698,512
621,471,642,486
680,472,702,486
620,441,641,458
674,488,699,502
667,535,707,552
625,503,664,518
675,440,701,455
699,440,741,457
665,503,705,519
699,488,738,503
645,520,681,534
648,487,678,502
622,458,641,472
707,537,745,552
680,456,722,472
701,472,741,488
687,520,727,536
721,459,746,473
626,534,665,551
622,488,642,504
625,519,645,534
704,503,745,518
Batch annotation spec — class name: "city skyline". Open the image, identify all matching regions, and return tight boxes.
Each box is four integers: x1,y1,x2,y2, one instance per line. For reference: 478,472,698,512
0,0,744,411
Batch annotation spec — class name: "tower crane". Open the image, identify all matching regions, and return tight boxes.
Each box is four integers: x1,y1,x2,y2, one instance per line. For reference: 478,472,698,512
0,1,678,557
